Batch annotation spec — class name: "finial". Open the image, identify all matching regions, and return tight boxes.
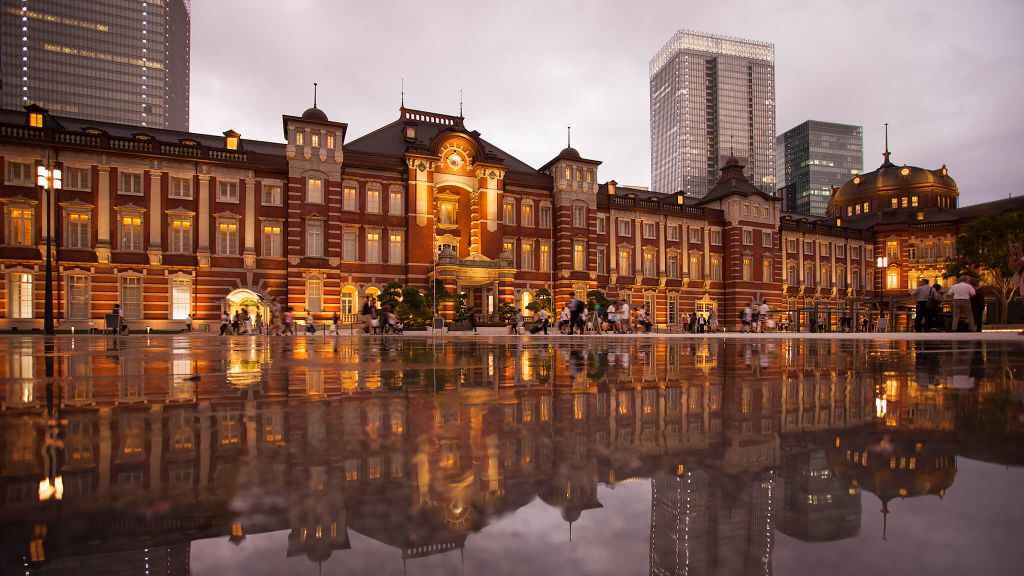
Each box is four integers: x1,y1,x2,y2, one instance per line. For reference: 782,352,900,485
313,82,318,108
883,122,891,164
730,135,735,158
401,78,404,107
567,126,571,148
459,89,463,117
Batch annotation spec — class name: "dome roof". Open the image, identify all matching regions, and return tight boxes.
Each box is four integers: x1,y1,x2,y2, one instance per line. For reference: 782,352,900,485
831,158,956,207
557,146,581,160
300,106,329,122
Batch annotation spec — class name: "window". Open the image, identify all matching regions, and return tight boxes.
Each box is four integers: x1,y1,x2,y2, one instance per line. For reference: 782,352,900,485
539,204,552,228
891,197,898,209
310,132,320,147
521,242,534,270
119,214,143,251
886,239,899,259
217,220,239,255
852,246,861,260
596,246,607,274
503,198,516,225
306,178,324,204
907,246,917,260
863,201,869,212
787,263,797,283
327,133,336,149
120,172,143,195
8,272,33,318
886,268,900,290
618,248,632,275
438,200,457,225
820,242,830,257
688,227,701,243
762,258,771,282
742,229,753,245
573,240,586,270
850,206,855,216
388,232,403,263
709,229,721,245
852,269,861,290
6,206,33,246
120,276,143,319
643,222,656,239
539,243,551,271
366,185,381,213
295,131,305,146
521,202,534,227
29,112,43,128
642,252,657,277
912,195,919,207
804,263,815,286
595,216,606,234
742,256,753,281
762,231,772,247
306,220,324,257
617,218,632,237
261,223,282,257
667,254,679,278
6,161,33,185
710,255,722,281
307,278,323,312
804,241,814,255
342,229,358,261
171,278,191,320
837,267,847,289
389,187,403,215
341,288,356,314
67,274,89,319
901,197,909,208
342,185,358,211
586,169,593,183
667,225,679,241
689,253,703,279
836,244,846,258
572,204,586,228
168,216,191,253
217,180,238,202
786,238,797,252
742,204,751,216
366,231,381,262
65,166,91,191
168,176,191,199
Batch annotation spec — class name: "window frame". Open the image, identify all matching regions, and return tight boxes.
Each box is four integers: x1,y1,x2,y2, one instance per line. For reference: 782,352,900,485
8,270,33,319
261,221,283,257
64,166,92,191
261,183,282,206
167,214,192,254
119,171,144,196
5,160,34,186
216,217,240,256
216,179,239,203
305,219,325,258
5,205,34,246
168,175,193,199
306,177,325,205
118,212,144,252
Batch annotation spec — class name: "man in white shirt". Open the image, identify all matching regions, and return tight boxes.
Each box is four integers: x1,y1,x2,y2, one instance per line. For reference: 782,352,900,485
947,276,976,332
758,300,770,332
909,279,937,332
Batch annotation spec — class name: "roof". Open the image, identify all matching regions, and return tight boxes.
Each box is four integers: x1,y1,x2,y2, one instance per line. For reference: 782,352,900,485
345,108,542,176
694,156,777,206
952,195,1024,219
537,146,602,173
830,153,957,210
300,106,329,122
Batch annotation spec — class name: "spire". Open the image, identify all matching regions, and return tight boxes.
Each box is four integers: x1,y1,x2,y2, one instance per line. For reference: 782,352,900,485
882,122,893,166
401,78,405,107
567,126,571,148
881,501,890,541
459,89,463,117
313,82,318,109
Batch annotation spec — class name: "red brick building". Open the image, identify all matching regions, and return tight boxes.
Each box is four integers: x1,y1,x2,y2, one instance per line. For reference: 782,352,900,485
0,103,1019,330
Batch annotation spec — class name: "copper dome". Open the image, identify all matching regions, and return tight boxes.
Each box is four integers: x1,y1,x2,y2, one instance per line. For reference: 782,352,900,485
300,106,329,122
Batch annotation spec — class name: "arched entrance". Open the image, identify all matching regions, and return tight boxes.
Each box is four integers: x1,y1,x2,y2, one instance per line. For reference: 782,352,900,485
225,288,270,322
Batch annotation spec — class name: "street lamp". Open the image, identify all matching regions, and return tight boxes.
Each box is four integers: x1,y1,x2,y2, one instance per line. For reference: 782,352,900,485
37,165,61,335
875,255,888,301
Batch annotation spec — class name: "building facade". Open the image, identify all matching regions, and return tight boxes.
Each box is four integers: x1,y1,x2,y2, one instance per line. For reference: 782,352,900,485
777,120,863,216
0,102,1019,332
1,0,190,130
650,30,776,199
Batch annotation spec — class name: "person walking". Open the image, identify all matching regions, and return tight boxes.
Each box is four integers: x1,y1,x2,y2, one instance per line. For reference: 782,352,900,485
282,307,295,335
536,307,549,335
185,314,192,333
468,308,478,335
619,300,631,334
758,299,770,333
591,300,603,335
969,277,985,333
220,311,230,336
568,292,584,335
741,305,753,333
607,302,618,334
910,279,936,333
254,311,264,335
947,276,977,332
707,309,719,333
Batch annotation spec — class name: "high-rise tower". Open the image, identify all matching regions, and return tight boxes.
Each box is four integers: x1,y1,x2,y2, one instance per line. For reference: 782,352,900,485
1,0,191,129
650,30,775,198
777,120,863,216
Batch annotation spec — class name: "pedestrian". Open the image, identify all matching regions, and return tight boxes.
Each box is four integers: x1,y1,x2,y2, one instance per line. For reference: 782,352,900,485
968,277,985,333
909,279,936,333
636,306,652,333
468,308,478,335
758,299,770,332
254,311,263,335
536,307,549,335
220,311,230,335
697,314,706,334
619,300,631,334
557,303,571,333
708,309,719,333
607,302,618,333
568,292,584,335
113,303,126,334
947,276,976,332
591,300,603,335
282,307,294,335
741,305,753,333
185,314,192,333
360,297,374,334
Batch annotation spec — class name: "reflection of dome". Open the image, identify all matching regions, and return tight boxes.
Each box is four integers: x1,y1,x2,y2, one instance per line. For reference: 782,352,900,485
301,106,329,122
829,434,957,509
828,152,957,217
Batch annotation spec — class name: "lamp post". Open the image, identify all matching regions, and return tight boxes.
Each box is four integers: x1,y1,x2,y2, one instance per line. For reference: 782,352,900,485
875,256,889,330
37,165,62,335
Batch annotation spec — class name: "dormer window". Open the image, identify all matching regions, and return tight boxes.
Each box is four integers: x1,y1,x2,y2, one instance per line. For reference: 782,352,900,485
405,125,416,139
310,132,320,147
29,112,43,128
223,130,240,150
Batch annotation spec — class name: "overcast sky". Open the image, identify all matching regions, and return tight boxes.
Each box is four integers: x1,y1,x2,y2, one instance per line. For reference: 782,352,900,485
190,0,1023,206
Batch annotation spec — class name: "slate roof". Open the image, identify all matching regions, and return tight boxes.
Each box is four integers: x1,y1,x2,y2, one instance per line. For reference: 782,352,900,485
694,157,777,206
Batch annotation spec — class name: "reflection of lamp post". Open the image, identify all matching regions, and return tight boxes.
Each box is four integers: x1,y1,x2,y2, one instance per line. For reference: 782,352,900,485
37,165,62,335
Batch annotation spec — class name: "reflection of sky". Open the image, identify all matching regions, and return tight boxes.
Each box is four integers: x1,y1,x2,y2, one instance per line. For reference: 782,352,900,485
191,482,652,576
773,458,1024,575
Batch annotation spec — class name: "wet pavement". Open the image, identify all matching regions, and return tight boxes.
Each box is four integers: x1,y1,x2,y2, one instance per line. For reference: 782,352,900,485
1,335,1022,575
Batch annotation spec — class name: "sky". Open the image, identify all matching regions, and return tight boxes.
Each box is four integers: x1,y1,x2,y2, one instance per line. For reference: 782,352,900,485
190,0,1024,206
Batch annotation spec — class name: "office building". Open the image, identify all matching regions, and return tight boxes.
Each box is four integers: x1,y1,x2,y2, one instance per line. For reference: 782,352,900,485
650,29,776,199
1,0,190,129
778,120,862,216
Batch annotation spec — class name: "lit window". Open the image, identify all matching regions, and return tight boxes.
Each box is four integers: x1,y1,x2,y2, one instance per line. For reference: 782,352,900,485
306,220,324,257
911,195,919,207
438,201,457,225
120,172,144,195
171,278,191,320
8,272,33,319
388,187,403,215
539,204,552,228
891,198,898,209
762,258,771,282
366,185,381,213
366,231,381,262
67,274,90,319
539,243,551,271
503,198,516,225
642,251,657,276
168,216,191,253
307,277,323,312
618,248,632,275
29,112,43,128
6,206,33,246
886,240,899,259
310,132,320,147
564,166,572,180
573,240,586,270
886,268,900,290
667,254,678,278
119,214,143,251
262,223,282,257
521,242,534,270
225,135,238,150
742,256,753,281
295,131,305,146
326,133,336,149
521,202,534,227
342,185,358,211
388,233,403,263
689,253,703,280
306,177,324,204
901,197,909,208
217,180,239,202
217,221,239,255
262,184,282,206
120,276,143,319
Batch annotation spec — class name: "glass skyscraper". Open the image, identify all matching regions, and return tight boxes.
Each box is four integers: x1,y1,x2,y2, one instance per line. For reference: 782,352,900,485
650,30,776,198
1,0,190,130
777,120,863,216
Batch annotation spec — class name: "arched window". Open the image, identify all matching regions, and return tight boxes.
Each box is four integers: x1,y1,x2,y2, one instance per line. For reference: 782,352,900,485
341,286,358,315
521,291,533,317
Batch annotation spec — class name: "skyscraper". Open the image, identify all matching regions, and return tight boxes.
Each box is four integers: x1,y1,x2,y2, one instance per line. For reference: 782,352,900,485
650,30,776,199
777,120,862,216
1,0,190,130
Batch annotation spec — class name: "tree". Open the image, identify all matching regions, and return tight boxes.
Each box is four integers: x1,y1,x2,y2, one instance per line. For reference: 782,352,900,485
587,289,611,310
525,288,553,314
945,211,1024,322
398,286,432,328
380,281,404,313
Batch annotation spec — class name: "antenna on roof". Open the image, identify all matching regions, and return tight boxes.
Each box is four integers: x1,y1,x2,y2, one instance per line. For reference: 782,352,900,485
401,78,405,107
883,122,891,164
567,126,571,148
459,89,463,117
313,82,318,109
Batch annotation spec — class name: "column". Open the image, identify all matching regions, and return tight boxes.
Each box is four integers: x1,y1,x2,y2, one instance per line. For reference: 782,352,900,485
609,214,618,273
682,223,690,277
243,178,256,269
658,219,666,276
634,219,641,275
96,166,111,262
197,175,211,267
148,171,162,265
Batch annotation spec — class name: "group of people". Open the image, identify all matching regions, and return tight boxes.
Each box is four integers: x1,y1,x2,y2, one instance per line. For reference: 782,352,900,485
740,299,774,333
910,276,986,332
358,297,403,335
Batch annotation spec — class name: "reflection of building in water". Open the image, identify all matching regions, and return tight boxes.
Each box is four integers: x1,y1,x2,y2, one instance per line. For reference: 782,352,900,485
778,449,860,542
0,337,1018,572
